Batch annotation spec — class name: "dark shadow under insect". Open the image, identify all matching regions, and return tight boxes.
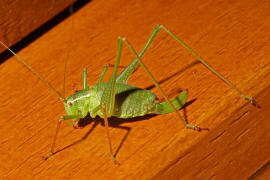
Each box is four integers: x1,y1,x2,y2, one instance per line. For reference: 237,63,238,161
54,96,197,159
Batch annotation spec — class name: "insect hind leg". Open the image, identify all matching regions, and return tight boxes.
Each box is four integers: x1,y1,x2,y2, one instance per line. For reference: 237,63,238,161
119,37,204,131
158,25,259,108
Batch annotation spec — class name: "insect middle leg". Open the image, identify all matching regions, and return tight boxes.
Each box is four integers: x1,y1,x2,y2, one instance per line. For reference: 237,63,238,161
101,103,120,165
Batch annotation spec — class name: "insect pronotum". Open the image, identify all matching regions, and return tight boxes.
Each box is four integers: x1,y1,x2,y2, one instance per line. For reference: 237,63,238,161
0,24,259,164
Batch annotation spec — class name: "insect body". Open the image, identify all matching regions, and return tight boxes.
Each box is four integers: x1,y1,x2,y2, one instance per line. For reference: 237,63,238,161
66,82,186,120
0,24,258,164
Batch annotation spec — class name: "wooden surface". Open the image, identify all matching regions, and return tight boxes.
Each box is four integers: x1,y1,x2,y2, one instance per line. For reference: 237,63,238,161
0,0,76,53
0,0,270,179
250,162,270,180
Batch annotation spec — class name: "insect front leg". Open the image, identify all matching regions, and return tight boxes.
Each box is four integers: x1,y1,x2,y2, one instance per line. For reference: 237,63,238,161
43,114,82,160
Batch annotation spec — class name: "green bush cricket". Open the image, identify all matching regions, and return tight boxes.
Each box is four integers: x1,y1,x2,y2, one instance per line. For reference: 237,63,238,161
0,24,258,164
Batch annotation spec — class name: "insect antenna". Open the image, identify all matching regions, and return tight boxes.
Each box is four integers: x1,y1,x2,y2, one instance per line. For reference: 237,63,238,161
0,40,65,102
62,4,74,98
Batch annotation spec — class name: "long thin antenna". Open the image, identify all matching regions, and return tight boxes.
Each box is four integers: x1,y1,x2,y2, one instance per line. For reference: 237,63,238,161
62,4,74,98
0,40,65,102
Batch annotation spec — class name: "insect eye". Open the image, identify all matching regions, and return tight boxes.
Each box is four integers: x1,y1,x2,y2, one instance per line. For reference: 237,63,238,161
68,102,73,107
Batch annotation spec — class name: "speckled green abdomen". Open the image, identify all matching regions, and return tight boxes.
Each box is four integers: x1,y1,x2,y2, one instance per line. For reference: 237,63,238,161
90,82,187,119
113,83,157,118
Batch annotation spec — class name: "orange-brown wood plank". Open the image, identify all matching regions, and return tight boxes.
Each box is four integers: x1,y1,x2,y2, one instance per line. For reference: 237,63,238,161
0,0,76,53
0,0,270,179
250,162,270,180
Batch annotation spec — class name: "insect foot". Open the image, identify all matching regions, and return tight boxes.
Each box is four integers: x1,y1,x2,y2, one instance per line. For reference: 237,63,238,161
73,124,79,129
73,123,83,129
186,124,210,131
42,152,53,160
111,155,120,165
243,96,261,108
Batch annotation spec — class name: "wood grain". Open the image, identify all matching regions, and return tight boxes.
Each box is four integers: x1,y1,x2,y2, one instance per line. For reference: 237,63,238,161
0,0,269,179
0,0,76,53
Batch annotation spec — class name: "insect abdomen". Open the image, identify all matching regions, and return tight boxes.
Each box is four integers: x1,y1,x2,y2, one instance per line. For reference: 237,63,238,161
113,83,157,118
90,82,187,119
